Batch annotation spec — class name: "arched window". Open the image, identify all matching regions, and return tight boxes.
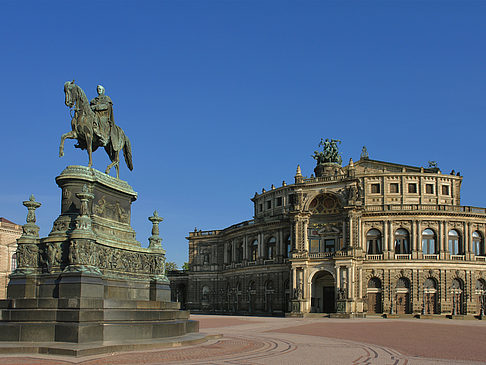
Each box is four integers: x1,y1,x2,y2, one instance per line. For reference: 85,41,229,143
366,229,382,254
250,239,258,261
265,280,274,290
422,228,437,254
202,286,210,302
397,277,410,289
424,278,436,289
449,229,463,255
11,253,17,271
267,237,276,259
473,231,484,256
394,229,410,254
368,277,382,289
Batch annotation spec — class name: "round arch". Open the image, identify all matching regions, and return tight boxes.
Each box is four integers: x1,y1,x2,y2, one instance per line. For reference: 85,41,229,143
310,270,336,313
305,192,343,213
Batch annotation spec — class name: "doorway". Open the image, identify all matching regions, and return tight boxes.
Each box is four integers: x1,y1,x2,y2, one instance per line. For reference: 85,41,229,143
311,271,335,313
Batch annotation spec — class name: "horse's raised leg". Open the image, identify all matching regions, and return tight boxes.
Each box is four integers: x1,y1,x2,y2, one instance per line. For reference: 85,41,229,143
59,131,77,157
105,152,119,177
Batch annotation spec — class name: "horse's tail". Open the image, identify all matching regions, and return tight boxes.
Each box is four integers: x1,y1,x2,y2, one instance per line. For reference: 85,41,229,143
123,134,133,171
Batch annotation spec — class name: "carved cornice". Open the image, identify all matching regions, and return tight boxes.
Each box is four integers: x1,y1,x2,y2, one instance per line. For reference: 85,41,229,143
57,165,137,198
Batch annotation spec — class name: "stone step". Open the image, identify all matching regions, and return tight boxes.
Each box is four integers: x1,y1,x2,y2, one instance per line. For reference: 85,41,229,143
0,298,181,310
1,308,190,322
0,319,199,343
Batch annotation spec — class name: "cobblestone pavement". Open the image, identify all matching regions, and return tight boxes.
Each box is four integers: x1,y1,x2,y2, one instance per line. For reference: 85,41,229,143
1,315,486,364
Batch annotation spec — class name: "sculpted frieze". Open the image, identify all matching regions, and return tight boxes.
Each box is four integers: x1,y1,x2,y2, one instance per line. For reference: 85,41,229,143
64,239,165,276
93,195,130,224
16,243,39,268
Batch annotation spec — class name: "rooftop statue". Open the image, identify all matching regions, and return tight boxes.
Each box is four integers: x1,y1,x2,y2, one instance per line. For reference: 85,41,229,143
312,138,342,165
59,81,133,179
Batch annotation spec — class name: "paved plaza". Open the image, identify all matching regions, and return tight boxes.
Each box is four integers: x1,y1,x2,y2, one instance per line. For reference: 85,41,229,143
1,315,486,364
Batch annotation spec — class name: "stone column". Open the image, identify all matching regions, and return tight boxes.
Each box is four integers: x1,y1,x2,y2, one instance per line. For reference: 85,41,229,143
336,266,341,290
302,216,310,252
384,220,389,252
438,220,443,259
410,220,415,256
389,221,394,259
292,267,297,293
358,267,363,298
349,217,354,247
302,267,308,298
415,220,422,259
224,242,228,264
258,233,263,259
444,221,449,258
243,236,248,260
358,217,363,251
465,222,471,258
342,221,347,249
232,240,236,263
348,266,353,299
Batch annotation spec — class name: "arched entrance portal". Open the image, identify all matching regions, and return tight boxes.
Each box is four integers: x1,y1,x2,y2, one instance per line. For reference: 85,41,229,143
311,271,335,313
367,277,383,314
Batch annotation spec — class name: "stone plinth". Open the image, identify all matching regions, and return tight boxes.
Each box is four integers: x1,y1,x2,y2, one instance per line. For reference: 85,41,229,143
0,166,198,351
49,165,138,247
314,162,344,178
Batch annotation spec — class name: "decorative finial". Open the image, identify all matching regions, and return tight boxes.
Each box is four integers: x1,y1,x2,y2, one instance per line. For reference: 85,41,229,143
349,158,354,167
360,146,369,160
262,188,266,193
282,180,287,186
21,194,41,238
295,164,304,184
148,210,164,250
428,161,438,168
271,184,275,190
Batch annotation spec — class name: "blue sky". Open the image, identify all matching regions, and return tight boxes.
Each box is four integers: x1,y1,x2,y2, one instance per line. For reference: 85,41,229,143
1,1,485,266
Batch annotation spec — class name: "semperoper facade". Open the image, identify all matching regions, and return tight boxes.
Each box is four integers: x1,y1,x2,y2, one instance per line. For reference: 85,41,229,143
170,140,486,318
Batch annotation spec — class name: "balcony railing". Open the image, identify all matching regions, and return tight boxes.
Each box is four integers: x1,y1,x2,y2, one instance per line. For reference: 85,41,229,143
395,254,411,260
423,254,438,260
308,252,334,259
366,254,383,260
364,204,486,214
450,255,465,261
475,256,486,262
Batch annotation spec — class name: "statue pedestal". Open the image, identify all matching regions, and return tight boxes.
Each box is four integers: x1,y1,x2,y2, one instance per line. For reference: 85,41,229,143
314,162,344,178
0,166,201,353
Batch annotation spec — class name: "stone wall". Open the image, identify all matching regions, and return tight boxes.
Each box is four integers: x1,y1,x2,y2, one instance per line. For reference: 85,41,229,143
0,218,21,299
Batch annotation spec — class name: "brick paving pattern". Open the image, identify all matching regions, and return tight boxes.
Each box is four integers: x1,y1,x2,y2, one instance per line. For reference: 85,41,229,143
1,315,485,364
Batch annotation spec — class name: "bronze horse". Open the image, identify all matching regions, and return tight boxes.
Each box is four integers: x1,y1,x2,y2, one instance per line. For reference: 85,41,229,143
59,81,133,178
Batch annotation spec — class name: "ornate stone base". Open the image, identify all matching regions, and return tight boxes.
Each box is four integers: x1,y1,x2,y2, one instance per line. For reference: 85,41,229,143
314,162,344,178
0,166,198,347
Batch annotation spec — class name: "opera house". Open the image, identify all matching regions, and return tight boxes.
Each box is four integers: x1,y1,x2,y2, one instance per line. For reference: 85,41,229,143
169,142,486,318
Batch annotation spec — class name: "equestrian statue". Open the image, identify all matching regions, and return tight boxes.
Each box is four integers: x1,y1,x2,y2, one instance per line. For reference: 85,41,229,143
59,80,133,179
